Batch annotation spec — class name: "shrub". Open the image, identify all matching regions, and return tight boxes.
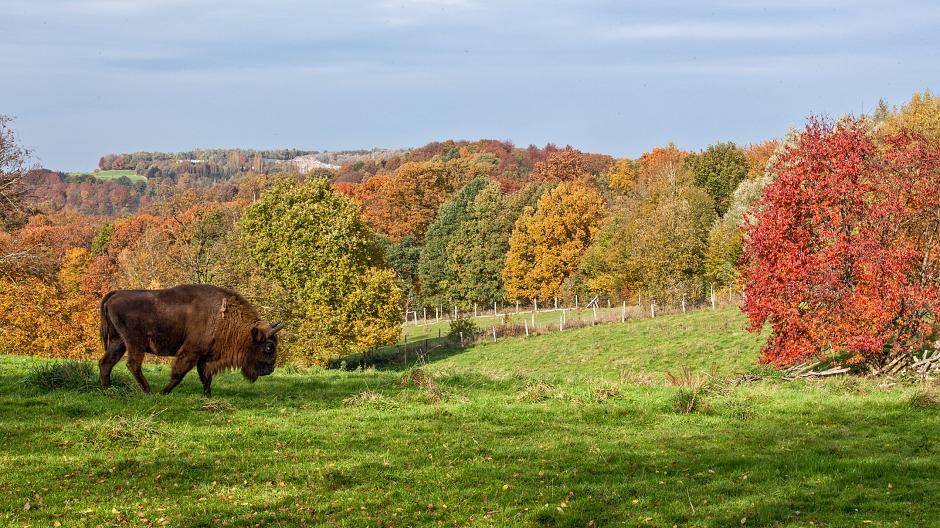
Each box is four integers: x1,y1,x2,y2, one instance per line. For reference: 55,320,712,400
448,317,480,344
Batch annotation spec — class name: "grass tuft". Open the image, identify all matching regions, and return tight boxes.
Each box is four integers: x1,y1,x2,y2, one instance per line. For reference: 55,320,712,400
343,389,386,407
400,368,448,402
88,412,162,446
23,360,134,393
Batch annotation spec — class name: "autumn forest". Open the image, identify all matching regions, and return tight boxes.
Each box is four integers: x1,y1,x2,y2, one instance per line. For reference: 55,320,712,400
2,92,940,371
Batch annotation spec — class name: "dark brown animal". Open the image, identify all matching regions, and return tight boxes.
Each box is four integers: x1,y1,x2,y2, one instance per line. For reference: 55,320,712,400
99,284,284,396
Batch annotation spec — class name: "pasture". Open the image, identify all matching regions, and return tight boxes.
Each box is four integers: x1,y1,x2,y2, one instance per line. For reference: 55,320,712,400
1,308,938,527
70,169,147,183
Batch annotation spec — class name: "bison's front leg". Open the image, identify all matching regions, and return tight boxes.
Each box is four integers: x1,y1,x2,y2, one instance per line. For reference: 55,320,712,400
161,353,199,395
196,358,213,397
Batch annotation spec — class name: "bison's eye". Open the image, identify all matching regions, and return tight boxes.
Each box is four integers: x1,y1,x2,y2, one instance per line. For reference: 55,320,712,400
266,342,276,354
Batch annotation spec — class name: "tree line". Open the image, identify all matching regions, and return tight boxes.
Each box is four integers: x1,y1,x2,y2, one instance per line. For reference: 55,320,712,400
2,91,939,369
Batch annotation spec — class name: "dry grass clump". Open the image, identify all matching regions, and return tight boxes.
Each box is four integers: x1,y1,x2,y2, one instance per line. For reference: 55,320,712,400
910,382,940,409
400,368,447,402
592,384,621,402
200,398,236,413
665,366,719,414
516,380,557,402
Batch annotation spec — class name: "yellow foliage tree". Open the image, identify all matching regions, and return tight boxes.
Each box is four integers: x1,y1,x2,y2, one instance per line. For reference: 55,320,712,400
502,182,606,301
881,90,940,144
0,247,99,359
607,158,637,193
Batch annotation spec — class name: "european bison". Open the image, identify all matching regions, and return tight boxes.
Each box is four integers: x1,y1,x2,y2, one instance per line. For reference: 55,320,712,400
99,284,284,396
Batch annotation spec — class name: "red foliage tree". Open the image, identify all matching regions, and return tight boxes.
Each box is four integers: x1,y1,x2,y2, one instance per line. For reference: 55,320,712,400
742,118,940,367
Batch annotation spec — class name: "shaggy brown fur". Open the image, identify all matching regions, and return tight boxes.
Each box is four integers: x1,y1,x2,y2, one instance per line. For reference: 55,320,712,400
99,284,283,396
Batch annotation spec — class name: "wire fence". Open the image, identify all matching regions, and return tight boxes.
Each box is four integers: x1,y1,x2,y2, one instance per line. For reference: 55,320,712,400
335,284,743,370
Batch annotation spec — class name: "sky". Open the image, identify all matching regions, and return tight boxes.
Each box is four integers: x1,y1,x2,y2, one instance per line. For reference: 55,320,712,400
2,0,939,171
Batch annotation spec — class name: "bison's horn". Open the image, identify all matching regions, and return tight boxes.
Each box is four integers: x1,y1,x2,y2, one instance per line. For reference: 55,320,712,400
269,322,285,335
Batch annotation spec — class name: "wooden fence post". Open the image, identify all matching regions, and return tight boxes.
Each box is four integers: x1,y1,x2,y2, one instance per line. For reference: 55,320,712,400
621,300,626,323
710,283,716,310
524,320,529,337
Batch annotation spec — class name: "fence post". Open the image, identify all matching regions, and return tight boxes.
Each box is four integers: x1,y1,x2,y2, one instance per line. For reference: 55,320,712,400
531,310,535,329
423,307,427,324
460,332,464,347
710,283,716,310
592,305,597,325
621,300,626,323
575,295,578,309
651,302,656,318
607,298,611,309
682,295,686,313
559,312,564,331
474,303,478,318
524,320,529,337
534,298,538,312
515,300,519,314
728,282,733,303
494,301,498,317
492,326,497,342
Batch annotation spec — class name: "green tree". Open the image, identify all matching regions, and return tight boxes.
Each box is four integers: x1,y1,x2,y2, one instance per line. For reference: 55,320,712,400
685,142,748,216
417,177,488,308
582,180,715,302
240,177,403,364
449,182,544,305
382,235,422,306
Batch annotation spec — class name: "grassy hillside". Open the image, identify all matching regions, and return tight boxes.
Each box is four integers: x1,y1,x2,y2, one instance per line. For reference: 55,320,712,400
428,308,764,382
1,309,938,527
70,169,147,183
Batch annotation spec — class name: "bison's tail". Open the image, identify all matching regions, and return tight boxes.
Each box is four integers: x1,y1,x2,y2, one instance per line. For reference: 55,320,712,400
99,291,118,352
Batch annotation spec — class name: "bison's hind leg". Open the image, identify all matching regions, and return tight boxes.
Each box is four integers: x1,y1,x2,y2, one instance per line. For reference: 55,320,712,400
99,338,126,389
197,358,213,397
126,348,151,394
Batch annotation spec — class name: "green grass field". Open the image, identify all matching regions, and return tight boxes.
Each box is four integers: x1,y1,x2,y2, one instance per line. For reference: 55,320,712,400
2,308,938,527
70,169,147,183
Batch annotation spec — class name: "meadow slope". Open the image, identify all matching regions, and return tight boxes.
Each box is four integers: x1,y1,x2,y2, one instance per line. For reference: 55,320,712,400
1,308,938,527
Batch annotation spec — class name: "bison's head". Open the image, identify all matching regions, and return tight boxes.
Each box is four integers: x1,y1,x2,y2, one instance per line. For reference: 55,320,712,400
243,321,284,382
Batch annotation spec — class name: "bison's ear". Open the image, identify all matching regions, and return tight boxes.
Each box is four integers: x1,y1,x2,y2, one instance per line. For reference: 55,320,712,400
251,325,265,344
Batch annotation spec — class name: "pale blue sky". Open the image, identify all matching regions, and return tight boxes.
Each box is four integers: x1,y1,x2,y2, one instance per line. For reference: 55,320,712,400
2,0,939,170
